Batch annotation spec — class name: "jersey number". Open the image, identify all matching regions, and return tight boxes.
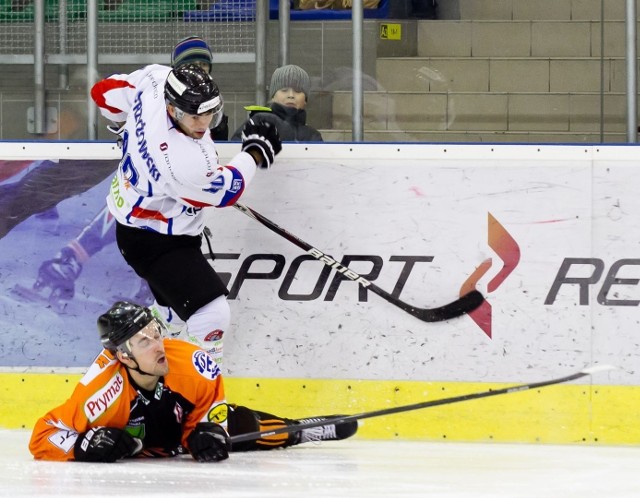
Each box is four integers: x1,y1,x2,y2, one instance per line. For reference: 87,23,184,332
120,130,140,186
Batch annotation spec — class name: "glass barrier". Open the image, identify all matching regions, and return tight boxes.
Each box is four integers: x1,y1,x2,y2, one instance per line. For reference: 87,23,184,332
0,0,634,143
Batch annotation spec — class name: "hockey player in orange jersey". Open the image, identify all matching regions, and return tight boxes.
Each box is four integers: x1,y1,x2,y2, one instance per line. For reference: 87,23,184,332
29,301,357,462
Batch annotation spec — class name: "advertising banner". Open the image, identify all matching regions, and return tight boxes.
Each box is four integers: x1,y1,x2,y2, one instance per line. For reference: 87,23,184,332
0,143,637,388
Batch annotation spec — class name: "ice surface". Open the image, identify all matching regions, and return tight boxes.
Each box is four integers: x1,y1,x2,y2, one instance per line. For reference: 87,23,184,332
3,429,640,497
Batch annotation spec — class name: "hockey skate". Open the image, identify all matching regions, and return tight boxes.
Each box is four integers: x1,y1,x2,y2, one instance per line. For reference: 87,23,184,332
228,407,357,452
12,247,82,313
295,415,358,443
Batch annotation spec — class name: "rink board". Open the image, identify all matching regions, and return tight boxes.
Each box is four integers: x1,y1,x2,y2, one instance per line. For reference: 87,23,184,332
1,142,640,444
1,372,638,444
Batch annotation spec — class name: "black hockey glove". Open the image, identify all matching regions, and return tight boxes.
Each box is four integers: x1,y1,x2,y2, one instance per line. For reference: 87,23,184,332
241,118,282,169
187,422,230,463
74,427,142,463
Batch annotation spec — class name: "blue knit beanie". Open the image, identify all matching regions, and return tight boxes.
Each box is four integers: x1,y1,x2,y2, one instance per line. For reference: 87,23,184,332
171,36,213,71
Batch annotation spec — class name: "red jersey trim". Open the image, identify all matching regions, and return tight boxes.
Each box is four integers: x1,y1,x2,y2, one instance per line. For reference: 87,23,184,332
91,79,135,115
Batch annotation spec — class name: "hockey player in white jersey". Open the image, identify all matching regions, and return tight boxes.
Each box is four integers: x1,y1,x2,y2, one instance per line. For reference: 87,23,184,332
90,63,281,361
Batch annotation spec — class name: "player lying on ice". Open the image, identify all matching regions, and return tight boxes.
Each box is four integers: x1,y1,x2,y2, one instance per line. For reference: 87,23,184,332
29,301,357,462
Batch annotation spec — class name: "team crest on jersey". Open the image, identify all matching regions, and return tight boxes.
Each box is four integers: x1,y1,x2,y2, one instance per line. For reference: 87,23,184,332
204,329,224,341
192,350,221,380
230,179,243,193
84,372,124,422
207,403,228,424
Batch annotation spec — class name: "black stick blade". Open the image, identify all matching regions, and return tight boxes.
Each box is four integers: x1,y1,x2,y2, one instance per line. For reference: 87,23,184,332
415,289,485,322
377,287,485,322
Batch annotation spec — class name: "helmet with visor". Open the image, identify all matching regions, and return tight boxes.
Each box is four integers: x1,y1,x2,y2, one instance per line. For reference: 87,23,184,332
97,301,164,354
164,64,224,128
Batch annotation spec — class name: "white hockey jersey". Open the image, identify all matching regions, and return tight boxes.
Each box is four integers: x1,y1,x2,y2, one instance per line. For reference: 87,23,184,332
91,64,257,236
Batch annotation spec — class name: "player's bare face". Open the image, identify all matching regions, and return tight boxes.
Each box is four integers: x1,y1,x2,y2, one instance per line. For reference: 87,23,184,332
180,111,214,139
168,105,214,139
272,88,306,110
127,322,169,378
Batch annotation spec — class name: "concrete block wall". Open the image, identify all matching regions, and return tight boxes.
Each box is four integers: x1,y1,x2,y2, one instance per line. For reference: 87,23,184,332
458,0,640,21
327,0,637,142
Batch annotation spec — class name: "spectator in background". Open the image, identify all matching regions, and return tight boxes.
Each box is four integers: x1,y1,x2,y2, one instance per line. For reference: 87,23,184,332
108,36,230,142
232,64,323,142
171,36,230,141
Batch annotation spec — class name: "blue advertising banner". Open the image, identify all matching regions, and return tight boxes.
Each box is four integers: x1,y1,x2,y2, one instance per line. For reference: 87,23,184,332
0,158,150,367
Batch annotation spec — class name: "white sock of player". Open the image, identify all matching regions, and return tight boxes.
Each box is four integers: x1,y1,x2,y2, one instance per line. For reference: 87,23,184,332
185,295,230,362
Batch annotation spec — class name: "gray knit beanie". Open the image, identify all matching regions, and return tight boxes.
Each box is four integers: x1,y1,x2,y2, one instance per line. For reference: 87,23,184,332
269,65,311,101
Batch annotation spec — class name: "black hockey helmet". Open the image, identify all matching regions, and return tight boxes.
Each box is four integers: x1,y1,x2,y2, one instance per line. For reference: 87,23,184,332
97,301,155,353
164,64,224,118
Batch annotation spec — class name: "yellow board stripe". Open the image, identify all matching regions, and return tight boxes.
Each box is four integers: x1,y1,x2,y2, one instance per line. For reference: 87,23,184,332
2,373,638,444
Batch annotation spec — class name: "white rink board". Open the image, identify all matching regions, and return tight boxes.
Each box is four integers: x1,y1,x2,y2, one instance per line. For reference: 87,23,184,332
2,142,639,385
209,143,639,385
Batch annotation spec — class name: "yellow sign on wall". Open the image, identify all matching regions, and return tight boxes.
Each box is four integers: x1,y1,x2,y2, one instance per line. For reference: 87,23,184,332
380,23,401,40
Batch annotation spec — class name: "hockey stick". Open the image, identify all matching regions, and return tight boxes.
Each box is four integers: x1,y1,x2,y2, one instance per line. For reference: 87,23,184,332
228,365,614,444
233,202,484,322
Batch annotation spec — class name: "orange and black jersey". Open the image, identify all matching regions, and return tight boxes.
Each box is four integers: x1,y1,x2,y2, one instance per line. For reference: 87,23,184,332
125,377,194,457
29,339,226,461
